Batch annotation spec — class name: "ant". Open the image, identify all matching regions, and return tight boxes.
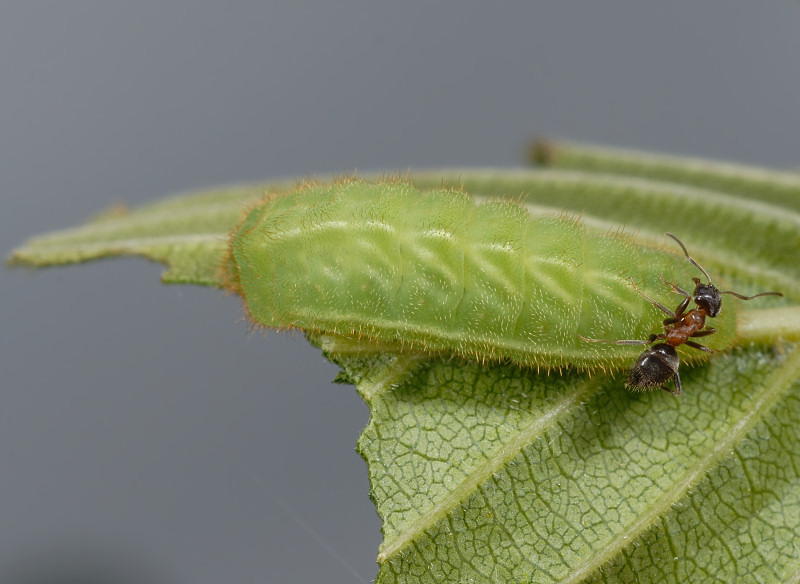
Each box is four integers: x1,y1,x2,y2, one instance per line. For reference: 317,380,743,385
581,233,782,395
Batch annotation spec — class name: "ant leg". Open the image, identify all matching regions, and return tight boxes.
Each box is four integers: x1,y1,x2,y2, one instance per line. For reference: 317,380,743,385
660,371,682,395
659,274,691,298
663,299,691,326
690,328,717,338
656,276,692,321
578,333,663,345
670,296,691,320
578,335,649,346
627,277,675,317
685,340,714,353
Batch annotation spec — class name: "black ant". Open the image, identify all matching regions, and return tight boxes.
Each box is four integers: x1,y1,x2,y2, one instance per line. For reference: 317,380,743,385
581,233,782,395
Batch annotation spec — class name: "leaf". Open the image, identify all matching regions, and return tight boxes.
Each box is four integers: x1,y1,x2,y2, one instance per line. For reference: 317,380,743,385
528,138,800,213
8,183,288,285
8,143,800,583
321,337,800,583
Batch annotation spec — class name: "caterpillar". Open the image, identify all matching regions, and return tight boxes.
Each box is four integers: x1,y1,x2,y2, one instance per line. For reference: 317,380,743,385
223,179,736,372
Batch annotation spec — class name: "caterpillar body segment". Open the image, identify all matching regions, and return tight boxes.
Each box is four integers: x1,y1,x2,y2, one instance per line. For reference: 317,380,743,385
225,180,736,372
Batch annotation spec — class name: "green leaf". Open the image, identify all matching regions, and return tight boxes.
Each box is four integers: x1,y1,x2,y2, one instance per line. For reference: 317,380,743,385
321,337,800,583
8,183,287,285
528,138,800,213
8,144,800,583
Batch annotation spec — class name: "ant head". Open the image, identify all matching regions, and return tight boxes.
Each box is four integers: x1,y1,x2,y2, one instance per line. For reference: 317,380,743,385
692,277,722,317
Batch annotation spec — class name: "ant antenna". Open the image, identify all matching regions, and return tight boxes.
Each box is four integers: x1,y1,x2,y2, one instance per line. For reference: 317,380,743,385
665,232,711,284
665,232,783,300
721,289,783,300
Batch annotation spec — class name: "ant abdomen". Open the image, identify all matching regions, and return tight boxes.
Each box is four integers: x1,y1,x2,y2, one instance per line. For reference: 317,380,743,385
627,344,681,395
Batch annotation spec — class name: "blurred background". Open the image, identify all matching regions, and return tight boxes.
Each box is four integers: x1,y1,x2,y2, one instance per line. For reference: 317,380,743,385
2,3,799,583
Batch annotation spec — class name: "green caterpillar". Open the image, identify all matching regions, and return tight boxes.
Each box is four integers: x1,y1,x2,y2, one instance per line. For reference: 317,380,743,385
224,179,736,372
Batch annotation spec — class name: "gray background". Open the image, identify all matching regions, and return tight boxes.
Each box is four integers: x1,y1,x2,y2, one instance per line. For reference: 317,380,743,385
2,3,799,583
